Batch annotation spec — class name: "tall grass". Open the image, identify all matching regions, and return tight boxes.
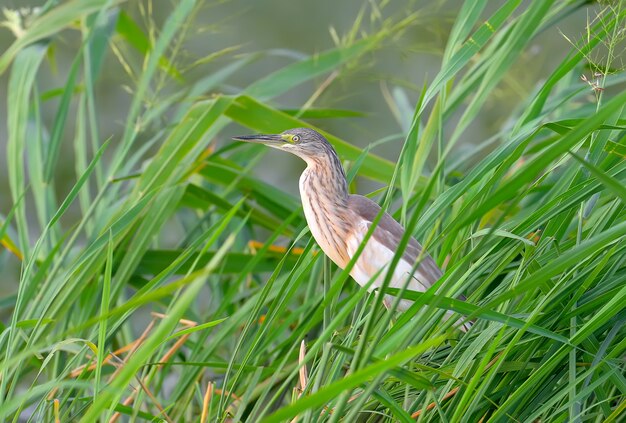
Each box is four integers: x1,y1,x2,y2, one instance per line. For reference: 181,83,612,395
0,0,625,422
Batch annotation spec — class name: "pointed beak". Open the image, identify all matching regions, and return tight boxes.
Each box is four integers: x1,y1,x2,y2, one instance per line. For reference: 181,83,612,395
232,133,285,147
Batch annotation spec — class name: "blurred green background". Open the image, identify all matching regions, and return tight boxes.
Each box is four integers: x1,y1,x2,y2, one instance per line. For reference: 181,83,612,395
0,0,605,289
0,0,596,190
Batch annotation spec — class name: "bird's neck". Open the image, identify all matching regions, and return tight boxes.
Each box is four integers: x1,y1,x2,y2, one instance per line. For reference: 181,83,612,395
300,151,348,207
298,151,352,267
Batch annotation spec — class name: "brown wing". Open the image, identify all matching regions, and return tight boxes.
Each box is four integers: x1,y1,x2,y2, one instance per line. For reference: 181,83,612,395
347,195,442,288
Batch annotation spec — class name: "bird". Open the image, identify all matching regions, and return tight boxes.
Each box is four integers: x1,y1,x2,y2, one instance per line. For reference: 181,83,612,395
233,128,470,331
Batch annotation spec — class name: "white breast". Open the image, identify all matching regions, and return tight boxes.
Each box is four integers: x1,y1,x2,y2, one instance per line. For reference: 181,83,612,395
345,219,429,310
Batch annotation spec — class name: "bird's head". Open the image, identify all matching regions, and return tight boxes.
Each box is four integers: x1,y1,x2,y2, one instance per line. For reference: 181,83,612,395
233,128,334,163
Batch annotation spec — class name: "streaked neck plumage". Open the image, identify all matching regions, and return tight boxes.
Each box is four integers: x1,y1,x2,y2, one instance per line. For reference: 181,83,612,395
297,145,351,267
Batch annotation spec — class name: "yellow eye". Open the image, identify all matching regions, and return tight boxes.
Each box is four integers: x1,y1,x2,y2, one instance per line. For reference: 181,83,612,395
292,135,300,143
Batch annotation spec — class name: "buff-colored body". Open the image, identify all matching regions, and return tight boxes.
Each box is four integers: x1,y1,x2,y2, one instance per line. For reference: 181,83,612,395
300,162,430,311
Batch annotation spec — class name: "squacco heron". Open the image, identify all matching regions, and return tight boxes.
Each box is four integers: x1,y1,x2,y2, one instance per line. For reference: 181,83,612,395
234,128,470,331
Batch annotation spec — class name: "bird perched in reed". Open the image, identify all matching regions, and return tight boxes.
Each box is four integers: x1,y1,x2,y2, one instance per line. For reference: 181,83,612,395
234,128,470,331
